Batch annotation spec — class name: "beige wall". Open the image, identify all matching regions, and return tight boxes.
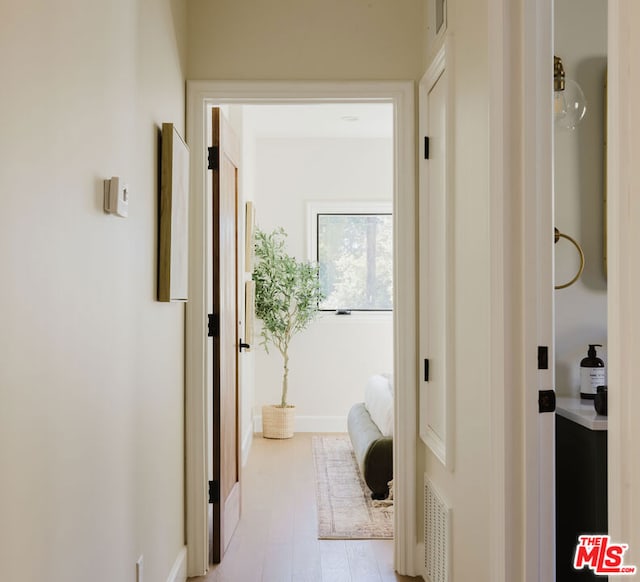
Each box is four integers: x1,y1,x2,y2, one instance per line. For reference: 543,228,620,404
187,0,426,81
0,1,187,581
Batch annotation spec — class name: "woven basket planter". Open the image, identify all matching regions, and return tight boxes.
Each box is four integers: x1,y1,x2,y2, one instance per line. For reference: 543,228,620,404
262,404,296,439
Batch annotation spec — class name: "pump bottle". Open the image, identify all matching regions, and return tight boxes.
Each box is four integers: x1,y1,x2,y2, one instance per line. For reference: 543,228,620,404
580,344,605,399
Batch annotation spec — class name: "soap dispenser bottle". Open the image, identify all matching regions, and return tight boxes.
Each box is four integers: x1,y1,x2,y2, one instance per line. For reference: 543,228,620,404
580,344,606,399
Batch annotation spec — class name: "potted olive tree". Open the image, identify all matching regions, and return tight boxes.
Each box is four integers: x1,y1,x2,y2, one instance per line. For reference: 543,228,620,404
253,227,324,438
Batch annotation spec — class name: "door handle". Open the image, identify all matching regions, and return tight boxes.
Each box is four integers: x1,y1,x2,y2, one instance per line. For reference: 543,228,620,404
239,340,250,353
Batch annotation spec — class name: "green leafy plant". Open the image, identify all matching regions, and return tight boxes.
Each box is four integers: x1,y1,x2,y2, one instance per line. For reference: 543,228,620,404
253,227,325,408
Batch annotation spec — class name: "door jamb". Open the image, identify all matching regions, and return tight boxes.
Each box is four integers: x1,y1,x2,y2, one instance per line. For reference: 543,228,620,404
184,80,417,577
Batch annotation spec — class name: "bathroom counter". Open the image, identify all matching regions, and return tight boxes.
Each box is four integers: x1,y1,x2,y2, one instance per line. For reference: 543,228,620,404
556,396,608,431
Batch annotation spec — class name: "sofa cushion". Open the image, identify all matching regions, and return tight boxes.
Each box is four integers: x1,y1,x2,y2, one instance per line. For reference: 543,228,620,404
364,374,394,436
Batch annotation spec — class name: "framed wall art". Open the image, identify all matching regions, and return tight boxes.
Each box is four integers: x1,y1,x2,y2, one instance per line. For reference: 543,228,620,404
158,122,190,302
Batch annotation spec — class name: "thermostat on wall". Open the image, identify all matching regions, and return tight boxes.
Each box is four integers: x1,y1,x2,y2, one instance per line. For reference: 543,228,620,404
103,176,129,218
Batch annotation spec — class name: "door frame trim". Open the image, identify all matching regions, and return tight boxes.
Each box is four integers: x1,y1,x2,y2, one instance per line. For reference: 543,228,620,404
185,80,417,577
488,0,555,579
607,0,640,563
522,0,556,580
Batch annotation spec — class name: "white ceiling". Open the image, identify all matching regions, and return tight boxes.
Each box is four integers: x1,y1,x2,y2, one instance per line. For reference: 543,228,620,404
242,103,393,139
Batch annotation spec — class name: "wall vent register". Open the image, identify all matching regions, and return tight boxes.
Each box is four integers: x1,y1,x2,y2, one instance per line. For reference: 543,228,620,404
424,476,451,582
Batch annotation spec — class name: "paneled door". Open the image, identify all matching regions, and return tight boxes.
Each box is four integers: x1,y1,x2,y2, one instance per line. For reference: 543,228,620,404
210,107,241,564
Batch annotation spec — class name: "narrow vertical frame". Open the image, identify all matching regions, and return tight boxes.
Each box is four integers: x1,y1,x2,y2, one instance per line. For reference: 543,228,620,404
159,122,190,302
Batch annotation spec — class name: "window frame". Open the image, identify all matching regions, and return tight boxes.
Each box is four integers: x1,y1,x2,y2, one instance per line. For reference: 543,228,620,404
307,201,394,314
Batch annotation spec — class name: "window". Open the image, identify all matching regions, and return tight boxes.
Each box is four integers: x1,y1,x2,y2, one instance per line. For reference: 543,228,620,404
308,202,393,312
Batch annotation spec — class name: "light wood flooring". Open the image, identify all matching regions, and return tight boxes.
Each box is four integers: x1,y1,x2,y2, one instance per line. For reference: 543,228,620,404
189,433,422,582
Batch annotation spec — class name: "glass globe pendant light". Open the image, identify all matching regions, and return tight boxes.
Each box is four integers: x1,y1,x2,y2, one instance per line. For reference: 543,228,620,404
554,56,587,130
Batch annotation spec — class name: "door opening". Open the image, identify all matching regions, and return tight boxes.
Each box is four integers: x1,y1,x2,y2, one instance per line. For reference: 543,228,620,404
185,81,418,578
212,101,395,565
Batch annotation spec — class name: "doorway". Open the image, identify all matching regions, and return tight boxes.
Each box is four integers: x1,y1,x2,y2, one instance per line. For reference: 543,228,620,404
553,1,609,580
218,101,396,562
491,0,637,578
185,81,418,578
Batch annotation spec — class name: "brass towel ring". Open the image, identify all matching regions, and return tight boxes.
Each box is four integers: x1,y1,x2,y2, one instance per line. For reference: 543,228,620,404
554,227,585,289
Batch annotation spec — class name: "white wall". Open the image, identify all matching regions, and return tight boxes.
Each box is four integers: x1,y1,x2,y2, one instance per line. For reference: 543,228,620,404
0,2,187,581
249,136,394,429
554,0,608,395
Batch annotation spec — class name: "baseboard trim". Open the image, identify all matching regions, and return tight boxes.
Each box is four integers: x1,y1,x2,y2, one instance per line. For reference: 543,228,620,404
241,424,253,467
167,546,187,582
253,414,347,434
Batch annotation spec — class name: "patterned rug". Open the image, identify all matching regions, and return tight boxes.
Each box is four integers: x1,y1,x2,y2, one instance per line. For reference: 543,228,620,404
312,434,393,539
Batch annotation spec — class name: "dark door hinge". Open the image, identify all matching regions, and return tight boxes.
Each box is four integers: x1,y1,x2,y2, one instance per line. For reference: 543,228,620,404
208,480,219,504
424,358,430,382
538,389,556,413
207,313,218,338
538,346,549,370
208,146,219,171
424,136,430,160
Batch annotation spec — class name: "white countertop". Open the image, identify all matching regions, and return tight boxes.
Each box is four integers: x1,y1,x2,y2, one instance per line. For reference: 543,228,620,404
556,396,608,431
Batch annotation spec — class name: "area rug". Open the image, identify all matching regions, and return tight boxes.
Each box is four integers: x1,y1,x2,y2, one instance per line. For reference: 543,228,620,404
312,434,393,539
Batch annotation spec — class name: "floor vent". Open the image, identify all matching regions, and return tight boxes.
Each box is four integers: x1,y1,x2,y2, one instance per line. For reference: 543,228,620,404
424,476,451,582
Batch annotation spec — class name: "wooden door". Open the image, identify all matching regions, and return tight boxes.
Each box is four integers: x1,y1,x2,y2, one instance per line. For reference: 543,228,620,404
211,107,241,564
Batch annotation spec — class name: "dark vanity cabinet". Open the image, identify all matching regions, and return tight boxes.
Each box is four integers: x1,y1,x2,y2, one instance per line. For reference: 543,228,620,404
556,410,608,581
